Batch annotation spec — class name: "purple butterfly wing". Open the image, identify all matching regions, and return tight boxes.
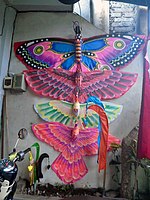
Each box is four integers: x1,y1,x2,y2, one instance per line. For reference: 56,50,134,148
82,34,146,71
14,38,75,70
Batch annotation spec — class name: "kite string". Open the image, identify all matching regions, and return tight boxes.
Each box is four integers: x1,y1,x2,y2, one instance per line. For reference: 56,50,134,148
73,0,83,31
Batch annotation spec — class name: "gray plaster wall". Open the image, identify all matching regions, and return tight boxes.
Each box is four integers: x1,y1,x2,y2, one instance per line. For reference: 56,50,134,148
6,12,144,189
91,0,109,33
0,2,16,120
0,0,16,158
109,2,138,34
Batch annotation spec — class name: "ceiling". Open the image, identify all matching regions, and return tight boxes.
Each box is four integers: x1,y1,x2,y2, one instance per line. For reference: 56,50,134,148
5,0,74,11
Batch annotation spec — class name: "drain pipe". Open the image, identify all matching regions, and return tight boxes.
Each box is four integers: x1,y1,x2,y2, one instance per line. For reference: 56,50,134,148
0,91,5,159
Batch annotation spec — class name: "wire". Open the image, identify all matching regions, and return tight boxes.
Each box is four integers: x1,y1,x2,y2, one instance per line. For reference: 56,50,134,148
73,0,83,30
0,3,18,75
0,6,7,36
0,5,18,36
6,12,17,75
78,0,83,29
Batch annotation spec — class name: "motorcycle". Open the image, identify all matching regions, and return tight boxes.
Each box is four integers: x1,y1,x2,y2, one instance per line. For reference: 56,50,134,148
0,128,31,200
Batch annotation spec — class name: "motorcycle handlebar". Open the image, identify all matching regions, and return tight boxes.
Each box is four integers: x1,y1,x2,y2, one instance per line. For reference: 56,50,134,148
14,147,31,162
23,147,31,154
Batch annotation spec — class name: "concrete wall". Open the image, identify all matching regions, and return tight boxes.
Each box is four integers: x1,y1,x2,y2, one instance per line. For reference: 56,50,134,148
74,0,91,23
74,0,109,33
109,2,138,34
91,0,109,33
3,11,144,190
109,2,148,35
0,2,16,112
0,0,16,158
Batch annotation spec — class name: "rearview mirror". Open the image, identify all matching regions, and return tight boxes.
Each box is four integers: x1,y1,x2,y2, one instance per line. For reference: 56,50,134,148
18,128,28,140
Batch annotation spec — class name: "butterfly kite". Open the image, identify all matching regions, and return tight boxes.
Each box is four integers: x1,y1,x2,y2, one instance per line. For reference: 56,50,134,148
14,21,145,183
14,22,145,72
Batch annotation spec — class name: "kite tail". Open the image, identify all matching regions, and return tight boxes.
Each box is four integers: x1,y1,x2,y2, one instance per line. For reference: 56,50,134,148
85,96,109,172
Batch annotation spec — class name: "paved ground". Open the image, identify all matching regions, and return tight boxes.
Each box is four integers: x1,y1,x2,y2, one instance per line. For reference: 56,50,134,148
14,194,127,200
14,194,60,200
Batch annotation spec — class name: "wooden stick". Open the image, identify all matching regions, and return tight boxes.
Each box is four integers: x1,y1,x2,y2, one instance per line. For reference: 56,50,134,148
102,166,107,197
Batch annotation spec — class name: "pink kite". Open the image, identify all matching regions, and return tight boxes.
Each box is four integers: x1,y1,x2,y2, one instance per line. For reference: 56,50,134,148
32,122,120,183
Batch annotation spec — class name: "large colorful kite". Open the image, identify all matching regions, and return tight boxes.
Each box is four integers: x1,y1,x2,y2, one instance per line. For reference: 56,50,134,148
14,22,145,103
14,22,146,183
34,100,123,127
23,68,138,102
32,99,120,183
32,96,121,183
14,24,145,72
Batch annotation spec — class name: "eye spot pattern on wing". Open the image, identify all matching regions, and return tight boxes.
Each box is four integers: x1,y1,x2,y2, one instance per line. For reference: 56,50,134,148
16,39,50,69
33,45,44,55
113,39,126,50
15,34,145,71
108,35,145,69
